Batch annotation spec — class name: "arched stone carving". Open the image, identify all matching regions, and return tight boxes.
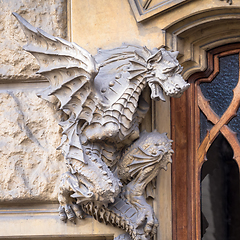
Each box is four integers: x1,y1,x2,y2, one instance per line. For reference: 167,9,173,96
163,8,240,78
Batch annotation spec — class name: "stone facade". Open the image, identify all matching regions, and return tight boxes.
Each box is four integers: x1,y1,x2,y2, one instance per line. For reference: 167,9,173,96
1,0,240,240
0,0,68,203
0,0,67,78
0,91,66,202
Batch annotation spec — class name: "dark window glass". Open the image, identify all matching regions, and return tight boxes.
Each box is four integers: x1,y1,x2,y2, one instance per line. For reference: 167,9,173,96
201,133,240,240
200,53,240,240
200,54,239,117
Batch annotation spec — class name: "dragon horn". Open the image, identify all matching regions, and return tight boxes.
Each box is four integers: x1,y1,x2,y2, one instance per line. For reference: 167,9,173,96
170,51,179,59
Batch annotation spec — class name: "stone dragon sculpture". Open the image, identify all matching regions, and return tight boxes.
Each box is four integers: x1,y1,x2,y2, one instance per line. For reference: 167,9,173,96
13,12,189,240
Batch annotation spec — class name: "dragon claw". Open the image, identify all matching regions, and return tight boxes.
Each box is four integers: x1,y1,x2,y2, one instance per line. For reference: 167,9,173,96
64,204,76,223
71,203,86,219
59,205,67,222
58,202,86,223
142,209,158,237
120,190,158,239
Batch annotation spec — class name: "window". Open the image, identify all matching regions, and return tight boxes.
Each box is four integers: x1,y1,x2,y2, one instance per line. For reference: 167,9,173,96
171,43,240,240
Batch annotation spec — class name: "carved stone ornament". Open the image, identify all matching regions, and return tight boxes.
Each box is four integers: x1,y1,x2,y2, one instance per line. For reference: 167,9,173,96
13,12,189,240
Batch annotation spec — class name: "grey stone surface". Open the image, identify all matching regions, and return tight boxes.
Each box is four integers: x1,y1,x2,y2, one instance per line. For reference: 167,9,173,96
13,13,189,240
0,91,66,202
0,0,67,79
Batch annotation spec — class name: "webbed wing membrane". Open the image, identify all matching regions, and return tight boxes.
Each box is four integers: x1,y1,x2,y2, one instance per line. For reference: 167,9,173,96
13,13,99,163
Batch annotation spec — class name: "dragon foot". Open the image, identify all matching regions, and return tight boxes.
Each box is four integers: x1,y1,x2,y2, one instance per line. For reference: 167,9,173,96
120,186,159,239
59,203,86,223
58,172,91,223
58,169,121,223
131,195,158,237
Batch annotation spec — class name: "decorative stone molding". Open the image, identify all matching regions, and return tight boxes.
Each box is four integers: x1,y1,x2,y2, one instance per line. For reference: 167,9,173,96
128,0,192,22
0,204,124,239
128,0,240,79
14,12,189,240
163,8,240,79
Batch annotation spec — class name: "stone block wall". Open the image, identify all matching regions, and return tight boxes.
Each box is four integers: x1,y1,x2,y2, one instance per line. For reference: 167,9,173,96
0,91,66,202
0,0,68,203
0,0,67,78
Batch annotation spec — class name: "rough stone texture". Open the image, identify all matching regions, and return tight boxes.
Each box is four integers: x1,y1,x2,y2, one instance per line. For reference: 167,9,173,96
0,2,68,202
0,0,67,79
0,91,66,202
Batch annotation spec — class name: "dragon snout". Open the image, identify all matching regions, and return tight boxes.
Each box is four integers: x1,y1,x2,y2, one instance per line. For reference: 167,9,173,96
165,75,190,97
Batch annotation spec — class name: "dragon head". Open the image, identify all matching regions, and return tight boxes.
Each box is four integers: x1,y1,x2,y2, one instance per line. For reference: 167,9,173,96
146,48,190,101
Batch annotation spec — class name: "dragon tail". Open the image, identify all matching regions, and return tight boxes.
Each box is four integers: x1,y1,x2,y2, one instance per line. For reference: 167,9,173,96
81,197,143,240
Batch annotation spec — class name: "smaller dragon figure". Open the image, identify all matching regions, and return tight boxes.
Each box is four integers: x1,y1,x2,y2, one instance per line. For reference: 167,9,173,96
13,12,189,240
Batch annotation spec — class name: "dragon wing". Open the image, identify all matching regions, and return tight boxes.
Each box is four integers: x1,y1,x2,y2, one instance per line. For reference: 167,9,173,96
13,13,99,164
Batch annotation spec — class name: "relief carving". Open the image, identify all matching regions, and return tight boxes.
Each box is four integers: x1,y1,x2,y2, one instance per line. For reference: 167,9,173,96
13,13,189,240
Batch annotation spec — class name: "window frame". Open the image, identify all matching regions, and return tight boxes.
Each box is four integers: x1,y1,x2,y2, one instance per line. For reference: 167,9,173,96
171,43,240,240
